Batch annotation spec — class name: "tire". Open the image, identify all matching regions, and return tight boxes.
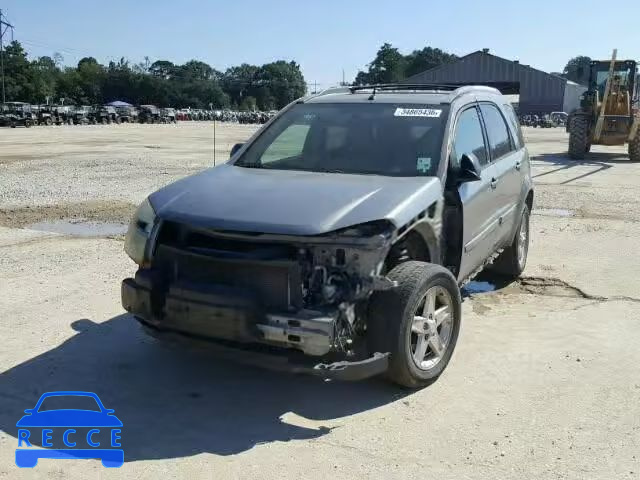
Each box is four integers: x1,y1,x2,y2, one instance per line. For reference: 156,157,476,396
489,204,530,279
45,117,53,126
368,261,462,388
24,120,32,128
102,118,108,125
568,115,590,160
629,134,640,163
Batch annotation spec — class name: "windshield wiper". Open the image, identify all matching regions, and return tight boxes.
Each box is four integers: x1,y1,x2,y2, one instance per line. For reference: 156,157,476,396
237,163,264,169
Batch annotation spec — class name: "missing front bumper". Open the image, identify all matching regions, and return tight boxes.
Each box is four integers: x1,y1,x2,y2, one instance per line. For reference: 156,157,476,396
121,277,337,356
121,277,389,380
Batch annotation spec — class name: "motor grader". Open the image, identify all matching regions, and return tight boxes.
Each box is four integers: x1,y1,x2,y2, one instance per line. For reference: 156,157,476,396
568,50,639,161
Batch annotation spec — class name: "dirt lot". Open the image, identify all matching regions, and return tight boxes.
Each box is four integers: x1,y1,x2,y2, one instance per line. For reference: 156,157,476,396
1,123,639,479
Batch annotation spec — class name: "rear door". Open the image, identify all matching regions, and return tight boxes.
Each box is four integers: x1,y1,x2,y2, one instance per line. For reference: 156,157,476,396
452,105,501,281
478,102,523,248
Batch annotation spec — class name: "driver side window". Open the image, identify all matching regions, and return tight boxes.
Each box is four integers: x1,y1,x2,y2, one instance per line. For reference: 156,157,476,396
451,107,488,170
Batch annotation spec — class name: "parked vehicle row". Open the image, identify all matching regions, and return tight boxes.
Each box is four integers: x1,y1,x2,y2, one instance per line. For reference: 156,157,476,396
1,102,276,128
519,112,568,128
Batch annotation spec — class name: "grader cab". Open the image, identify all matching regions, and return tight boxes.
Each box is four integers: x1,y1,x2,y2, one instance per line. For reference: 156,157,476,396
568,50,639,161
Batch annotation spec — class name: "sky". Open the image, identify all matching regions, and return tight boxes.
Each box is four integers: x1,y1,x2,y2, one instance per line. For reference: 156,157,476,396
1,0,639,89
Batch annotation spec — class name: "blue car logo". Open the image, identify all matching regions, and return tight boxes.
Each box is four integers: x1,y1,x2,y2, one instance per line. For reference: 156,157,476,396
15,391,123,468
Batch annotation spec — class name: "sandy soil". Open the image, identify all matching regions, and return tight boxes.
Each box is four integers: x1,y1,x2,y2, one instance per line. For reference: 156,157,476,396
0,124,639,480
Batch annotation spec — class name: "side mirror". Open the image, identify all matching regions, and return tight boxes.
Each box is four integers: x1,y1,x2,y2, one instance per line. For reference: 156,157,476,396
230,143,244,158
458,153,482,183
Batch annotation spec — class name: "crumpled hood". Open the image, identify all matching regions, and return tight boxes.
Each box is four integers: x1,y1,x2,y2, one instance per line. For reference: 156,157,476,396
149,164,443,236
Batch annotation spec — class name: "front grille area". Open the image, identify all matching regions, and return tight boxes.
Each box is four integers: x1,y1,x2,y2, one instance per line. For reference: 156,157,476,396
153,222,303,311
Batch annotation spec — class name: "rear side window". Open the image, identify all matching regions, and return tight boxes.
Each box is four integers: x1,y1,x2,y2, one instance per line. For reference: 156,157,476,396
451,107,488,168
479,104,514,159
502,104,525,148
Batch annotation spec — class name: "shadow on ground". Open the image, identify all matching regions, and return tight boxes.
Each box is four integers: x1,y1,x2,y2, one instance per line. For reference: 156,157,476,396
532,152,634,185
0,315,406,461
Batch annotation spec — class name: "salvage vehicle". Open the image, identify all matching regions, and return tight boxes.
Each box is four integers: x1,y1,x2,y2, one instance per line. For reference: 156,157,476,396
72,106,92,125
0,102,35,127
90,106,120,124
116,106,138,123
161,107,177,123
138,105,161,124
122,84,533,387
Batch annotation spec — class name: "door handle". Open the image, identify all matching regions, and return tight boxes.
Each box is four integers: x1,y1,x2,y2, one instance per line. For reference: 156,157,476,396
515,161,522,170
490,178,498,190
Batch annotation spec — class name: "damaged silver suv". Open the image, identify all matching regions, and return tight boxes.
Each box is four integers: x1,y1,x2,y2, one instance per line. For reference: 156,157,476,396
121,84,533,388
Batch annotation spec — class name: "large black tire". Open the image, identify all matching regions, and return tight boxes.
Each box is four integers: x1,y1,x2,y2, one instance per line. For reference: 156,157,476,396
568,115,590,160
489,204,530,279
629,134,640,163
45,117,53,126
368,261,462,388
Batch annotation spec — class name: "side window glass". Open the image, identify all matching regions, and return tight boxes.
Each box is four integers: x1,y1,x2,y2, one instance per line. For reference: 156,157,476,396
480,104,514,159
503,104,524,148
452,107,488,168
260,124,310,164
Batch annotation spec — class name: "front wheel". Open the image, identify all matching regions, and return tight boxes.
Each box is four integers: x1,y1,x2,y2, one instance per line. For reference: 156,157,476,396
368,262,462,388
568,115,590,160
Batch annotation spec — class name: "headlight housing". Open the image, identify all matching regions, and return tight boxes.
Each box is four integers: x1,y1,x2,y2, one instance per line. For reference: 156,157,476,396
124,198,157,265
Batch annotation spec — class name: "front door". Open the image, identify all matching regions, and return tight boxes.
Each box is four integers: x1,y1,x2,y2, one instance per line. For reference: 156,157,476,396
451,105,501,281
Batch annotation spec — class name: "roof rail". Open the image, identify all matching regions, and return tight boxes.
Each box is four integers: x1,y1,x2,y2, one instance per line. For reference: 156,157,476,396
349,83,461,93
453,85,501,95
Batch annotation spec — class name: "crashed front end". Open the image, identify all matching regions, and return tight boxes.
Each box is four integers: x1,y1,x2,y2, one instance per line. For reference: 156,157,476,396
121,201,396,379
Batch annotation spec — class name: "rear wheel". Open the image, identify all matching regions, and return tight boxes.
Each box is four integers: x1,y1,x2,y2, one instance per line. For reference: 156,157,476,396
629,134,640,163
368,261,462,388
489,204,530,279
45,117,53,126
568,115,590,160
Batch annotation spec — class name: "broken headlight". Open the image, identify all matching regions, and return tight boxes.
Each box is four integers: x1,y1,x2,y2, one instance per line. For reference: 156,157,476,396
332,220,394,238
124,198,157,265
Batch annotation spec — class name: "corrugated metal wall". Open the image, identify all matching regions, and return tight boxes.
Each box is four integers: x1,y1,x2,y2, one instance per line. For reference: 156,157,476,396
403,51,568,114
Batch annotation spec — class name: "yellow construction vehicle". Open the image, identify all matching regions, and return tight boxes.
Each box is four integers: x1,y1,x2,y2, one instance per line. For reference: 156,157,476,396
568,50,640,161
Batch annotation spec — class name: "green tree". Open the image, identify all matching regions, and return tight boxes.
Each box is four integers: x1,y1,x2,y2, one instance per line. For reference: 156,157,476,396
30,56,60,103
563,56,592,86
2,41,33,101
355,43,406,85
149,60,176,79
404,47,457,78
354,43,458,85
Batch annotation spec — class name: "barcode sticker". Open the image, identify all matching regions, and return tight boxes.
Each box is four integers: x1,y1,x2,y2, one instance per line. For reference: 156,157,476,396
394,108,442,118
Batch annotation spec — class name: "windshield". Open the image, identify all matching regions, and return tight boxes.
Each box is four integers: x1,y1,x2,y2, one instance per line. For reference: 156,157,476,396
234,103,449,176
594,64,634,99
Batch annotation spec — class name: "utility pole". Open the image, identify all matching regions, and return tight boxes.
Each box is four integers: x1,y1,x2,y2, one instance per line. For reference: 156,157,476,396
0,9,15,103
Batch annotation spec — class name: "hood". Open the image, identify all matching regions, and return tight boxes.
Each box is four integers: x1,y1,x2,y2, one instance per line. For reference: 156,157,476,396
149,164,443,236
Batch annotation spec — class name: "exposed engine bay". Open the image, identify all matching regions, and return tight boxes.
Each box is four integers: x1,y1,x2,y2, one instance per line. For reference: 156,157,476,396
122,212,444,361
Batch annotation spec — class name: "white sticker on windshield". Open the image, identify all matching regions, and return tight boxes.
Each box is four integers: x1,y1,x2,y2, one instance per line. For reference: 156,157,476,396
417,157,432,173
394,108,442,118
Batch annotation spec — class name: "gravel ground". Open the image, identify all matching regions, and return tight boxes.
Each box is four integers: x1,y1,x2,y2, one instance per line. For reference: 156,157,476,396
1,124,639,479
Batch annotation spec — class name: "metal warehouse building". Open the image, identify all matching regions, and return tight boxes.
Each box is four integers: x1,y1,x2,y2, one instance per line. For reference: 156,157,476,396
403,49,586,115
